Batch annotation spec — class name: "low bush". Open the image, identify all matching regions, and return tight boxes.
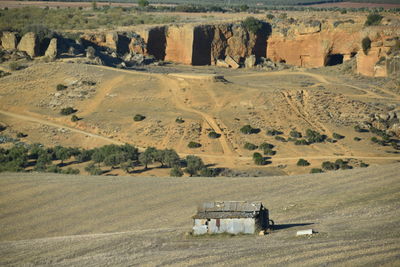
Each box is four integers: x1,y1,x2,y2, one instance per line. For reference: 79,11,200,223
254,157,266,165
188,141,201,148
56,84,67,91
242,17,265,34
321,161,339,171
244,142,258,150
85,163,103,175
266,129,283,136
310,168,323,173
175,117,184,124
16,132,27,138
60,107,76,115
360,162,369,168
133,114,146,121
354,137,362,141
263,148,276,156
240,125,259,134
208,131,220,139
170,166,183,177
332,133,345,140
71,115,79,122
275,136,286,142
297,159,310,166
295,139,308,145
354,125,367,133
259,142,274,150
289,130,302,138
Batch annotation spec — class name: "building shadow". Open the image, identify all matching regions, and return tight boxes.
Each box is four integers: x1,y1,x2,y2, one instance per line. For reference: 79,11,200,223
273,223,314,230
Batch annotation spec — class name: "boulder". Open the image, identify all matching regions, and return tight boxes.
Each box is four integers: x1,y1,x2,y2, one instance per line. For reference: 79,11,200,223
129,34,147,55
86,46,96,59
45,38,58,59
225,55,240,69
245,55,256,68
216,59,230,68
105,32,119,50
17,32,38,57
1,32,18,50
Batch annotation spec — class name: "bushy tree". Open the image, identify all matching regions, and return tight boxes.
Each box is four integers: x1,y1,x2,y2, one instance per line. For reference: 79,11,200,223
85,163,102,175
290,130,302,138
188,141,201,148
242,17,264,34
240,125,258,134
139,147,156,169
163,149,180,168
259,142,274,150
364,13,383,26
185,155,204,177
362,37,371,55
138,0,149,7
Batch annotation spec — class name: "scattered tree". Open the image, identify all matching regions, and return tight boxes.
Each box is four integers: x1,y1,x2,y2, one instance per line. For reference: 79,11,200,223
244,142,258,150
170,166,183,177
364,13,383,26
56,84,67,91
310,168,323,174
60,107,76,115
185,155,204,177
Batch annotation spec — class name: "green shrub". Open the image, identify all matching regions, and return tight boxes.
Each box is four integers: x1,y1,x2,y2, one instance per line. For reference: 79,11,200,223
61,167,80,175
362,37,371,55
208,131,220,139
290,130,302,138
263,148,276,156
60,107,76,115
321,161,339,171
175,117,184,123
266,14,275,20
16,132,26,138
170,166,183,177
354,125,367,133
240,125,258,134
275,136,286,142
85,163,102,175
259,142,274,150
297,159,310,166
295,139,308,145
133,114,146,121
305,129,325,143
310,168,323,173
244,142,258,150
253,152,263,160
254,157,266,165
242,17,264,34
56,84,67,91
364,13,383,26
199,167,219,177
266,129,283,136
9,62,23,71
360,162,369,168
71,115,79,122
354,137,362,141
332,133,345,140
188,141,201,148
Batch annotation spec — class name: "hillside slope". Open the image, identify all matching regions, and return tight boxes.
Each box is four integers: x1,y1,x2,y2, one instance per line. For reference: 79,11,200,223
1,164,399,266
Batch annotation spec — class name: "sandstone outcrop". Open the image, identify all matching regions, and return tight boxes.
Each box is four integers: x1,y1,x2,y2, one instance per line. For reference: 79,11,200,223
1,32,18,50
45,38,58,59
17,32,38,57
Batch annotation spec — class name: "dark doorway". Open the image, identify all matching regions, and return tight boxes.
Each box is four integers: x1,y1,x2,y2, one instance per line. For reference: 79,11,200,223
326,54,344,66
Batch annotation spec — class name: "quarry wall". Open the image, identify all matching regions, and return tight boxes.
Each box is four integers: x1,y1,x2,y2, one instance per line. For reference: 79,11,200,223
1,21,399,78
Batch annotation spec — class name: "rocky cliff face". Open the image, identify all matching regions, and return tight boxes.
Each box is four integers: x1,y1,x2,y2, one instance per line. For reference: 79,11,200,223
1,20,398,78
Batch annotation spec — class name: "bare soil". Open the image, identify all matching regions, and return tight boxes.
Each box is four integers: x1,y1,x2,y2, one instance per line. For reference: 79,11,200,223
0,163,399,265
0,61,399,176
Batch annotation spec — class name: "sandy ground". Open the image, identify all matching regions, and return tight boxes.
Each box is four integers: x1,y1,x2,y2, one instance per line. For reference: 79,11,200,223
0,163,399,265
0,61,399,176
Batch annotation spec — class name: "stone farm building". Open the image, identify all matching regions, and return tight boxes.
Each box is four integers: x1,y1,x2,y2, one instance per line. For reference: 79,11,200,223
192,201,271,235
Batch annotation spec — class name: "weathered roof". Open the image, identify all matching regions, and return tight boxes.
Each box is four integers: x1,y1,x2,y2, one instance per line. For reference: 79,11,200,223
193,211,257,219
197,201,263,213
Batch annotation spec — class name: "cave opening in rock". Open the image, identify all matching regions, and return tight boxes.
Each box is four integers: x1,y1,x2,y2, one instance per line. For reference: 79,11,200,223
326,54,344,66
351,52,357,58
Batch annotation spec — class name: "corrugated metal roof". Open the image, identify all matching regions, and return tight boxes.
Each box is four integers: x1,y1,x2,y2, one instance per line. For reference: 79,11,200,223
193,211,257,219
197,201,263,213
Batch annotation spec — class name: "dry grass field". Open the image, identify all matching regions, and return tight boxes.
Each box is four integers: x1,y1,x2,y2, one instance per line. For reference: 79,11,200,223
0,163,399,265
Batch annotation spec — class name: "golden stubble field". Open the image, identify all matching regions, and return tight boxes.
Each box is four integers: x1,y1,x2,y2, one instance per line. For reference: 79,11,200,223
0,163,399,266
0,61,399,176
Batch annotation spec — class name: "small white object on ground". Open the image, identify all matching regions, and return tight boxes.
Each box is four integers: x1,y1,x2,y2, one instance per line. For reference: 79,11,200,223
296,229,313,236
